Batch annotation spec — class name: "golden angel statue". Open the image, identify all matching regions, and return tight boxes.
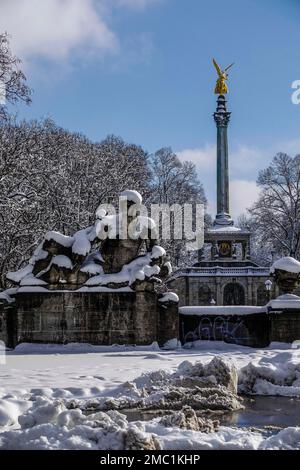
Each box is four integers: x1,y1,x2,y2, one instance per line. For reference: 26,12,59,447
213,58,234,94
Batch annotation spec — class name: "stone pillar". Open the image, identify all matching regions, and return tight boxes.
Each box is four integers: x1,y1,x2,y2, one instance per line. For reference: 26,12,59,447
247,278,253,305
213,95,232,225
216,278,222,305
245,239,251,259
158,301,179,346
134,281,157,344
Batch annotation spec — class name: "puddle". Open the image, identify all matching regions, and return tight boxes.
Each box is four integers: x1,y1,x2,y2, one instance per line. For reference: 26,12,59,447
122,396,300,430
221,396,300,428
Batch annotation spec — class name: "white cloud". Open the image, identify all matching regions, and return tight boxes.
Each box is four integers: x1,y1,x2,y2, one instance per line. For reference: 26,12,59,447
230,180,260,220
177,144,216,175
0,0,118,63
278,139,300,156
177,144,262,220
0,0,160,70
116,0,159,9
230,144,266,179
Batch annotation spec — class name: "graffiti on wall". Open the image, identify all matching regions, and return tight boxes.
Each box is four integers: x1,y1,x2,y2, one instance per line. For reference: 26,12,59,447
183,315,251,345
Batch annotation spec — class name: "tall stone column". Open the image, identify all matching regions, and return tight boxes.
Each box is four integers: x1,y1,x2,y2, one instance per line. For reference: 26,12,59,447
214,95,233,226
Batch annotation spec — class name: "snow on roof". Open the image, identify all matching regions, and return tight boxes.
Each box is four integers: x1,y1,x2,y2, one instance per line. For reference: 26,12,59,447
179,305,266,316
44,231,74,248
267,294,300,310
270,257,300,274
159,292,179,303
120,190,142,205
207,225,242,233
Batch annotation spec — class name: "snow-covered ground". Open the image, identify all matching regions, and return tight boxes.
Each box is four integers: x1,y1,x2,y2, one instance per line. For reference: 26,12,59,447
0,341,300,450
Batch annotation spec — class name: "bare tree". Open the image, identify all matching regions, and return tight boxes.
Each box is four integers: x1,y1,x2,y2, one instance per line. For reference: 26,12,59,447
150,147,207,267
0,33,31,121
248,153,300,260
150,147,205,205
0,119,151,288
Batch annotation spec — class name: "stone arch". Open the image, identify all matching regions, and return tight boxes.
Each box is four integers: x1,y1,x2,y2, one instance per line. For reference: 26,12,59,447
198,284,212,305
223,282,245,305
257,284,269,306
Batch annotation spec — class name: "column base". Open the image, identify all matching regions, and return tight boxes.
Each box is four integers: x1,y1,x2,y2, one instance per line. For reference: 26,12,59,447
214,212,234,226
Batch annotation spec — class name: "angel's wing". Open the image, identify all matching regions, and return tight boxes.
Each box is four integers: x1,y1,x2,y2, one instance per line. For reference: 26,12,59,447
225,62,234,72
213,58,222,77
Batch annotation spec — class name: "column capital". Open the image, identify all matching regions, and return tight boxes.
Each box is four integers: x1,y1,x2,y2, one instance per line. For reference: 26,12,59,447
214,95,231,127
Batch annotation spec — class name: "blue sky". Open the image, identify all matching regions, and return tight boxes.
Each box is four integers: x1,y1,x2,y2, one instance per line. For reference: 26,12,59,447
1,0,300,219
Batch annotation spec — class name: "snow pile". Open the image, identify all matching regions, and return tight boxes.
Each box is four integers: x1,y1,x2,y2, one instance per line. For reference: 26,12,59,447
267,293,300,309
20,274,47,287
159,406,219,433
85,245,165,287
51,255,73,269
0,397,31,427
0,397,160,450
13,342,164,355
180,305,265,316
1,396,300,449
120,190,143,205
71,357,242,413
159,292,179,303
163,338,181,350
270,256,300,274
0,288,18,303
0,404,160,450
7,264,33,284
72,230,91,256
239,351,300,396
260,427,300,450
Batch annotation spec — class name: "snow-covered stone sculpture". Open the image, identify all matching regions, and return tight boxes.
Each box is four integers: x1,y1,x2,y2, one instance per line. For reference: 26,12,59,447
269,256,300,309
270,256,300,294
6,190,173,294
267,256,300,343
0,190,179,348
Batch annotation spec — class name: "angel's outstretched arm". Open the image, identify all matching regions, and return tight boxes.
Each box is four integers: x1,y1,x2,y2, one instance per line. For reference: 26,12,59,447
225,62,234,72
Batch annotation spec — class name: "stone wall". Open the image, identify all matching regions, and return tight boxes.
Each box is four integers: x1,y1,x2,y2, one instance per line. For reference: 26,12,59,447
1,291,178,348
0,305,17,348
270,311,300,344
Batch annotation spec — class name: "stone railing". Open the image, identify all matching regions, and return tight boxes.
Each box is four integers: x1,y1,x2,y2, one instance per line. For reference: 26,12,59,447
169,266,270,279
